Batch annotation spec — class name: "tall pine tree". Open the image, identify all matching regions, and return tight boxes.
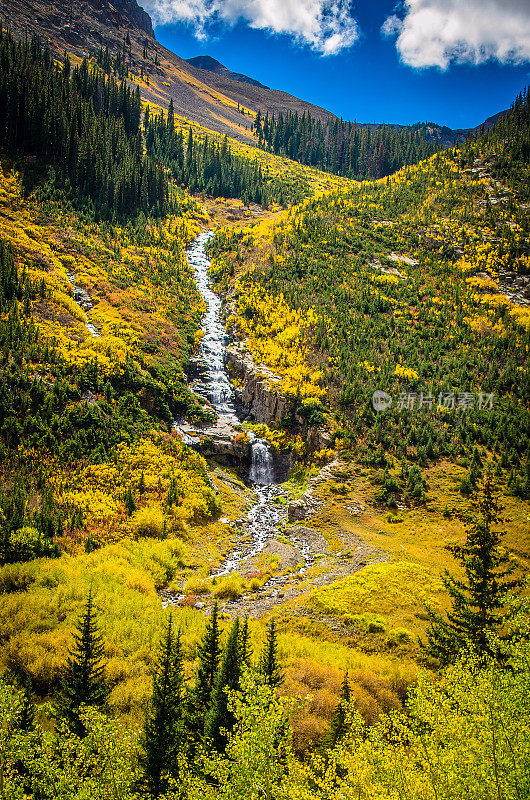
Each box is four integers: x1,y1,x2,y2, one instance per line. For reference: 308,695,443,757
205,617,241,752
258,620,283,688
55,589,108,736
193,601,221,719
239,616,252,669
138,614,185,798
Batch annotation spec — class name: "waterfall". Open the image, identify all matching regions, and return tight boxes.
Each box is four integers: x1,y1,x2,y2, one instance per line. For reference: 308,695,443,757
249,439,274,485
177,232,288,579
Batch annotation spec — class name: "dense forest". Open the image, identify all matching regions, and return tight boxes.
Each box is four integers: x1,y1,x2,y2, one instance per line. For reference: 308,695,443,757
145,101,306,207
253,109,443,179
0,28,169,218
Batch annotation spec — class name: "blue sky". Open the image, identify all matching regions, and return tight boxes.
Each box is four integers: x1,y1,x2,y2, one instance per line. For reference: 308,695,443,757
147,0,530,129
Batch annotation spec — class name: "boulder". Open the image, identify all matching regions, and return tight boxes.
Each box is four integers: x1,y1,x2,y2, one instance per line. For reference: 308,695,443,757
287,500,307,522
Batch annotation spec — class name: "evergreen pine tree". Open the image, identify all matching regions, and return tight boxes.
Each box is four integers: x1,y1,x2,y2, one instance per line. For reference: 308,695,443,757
124,486,136,516
205,617,241,751
328,671,350,747
239,616,252,668
193,601,221,717
55,589,108,736
425,468,522,665
258,619,283,688
167,98,174,133
138,615,184,798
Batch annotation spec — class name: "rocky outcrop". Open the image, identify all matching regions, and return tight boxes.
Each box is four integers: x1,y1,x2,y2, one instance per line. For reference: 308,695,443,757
196,433,251,465
226,342,333,452
226,343,290,424
287,459,344,521
175,420,252,470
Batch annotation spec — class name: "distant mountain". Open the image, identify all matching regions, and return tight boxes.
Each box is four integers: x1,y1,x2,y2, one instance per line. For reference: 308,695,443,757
0,0,339,142
0,0,509,148
411,109,509,146
186,55,269,90
473,110,509,132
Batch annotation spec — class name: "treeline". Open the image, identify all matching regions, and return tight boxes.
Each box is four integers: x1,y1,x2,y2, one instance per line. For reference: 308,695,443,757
145,102,302,207
0,27,168,218
473,86,530,201
253,110,442,179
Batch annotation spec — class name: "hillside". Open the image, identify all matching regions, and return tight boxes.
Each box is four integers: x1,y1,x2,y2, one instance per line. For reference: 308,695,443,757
0,7,528,799
0,0,507,150
0,0,338,142
208,96,530,625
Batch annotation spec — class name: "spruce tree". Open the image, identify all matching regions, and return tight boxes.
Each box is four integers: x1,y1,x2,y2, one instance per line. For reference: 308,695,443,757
138,615,184,798
328,672,350,747
258,620,283,688
55,589,108,736
239,616,252,668
425,468,522,665
194,601,221,716
205,617,241,751
124,486,136,516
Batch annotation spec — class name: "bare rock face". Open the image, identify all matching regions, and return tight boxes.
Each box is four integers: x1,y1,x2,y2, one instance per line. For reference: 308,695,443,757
1,0,155,57
226,343,333,456
226,344,290,424
287,500,307,522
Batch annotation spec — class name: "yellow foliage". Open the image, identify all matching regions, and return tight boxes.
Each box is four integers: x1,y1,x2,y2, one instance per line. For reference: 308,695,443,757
394,364,419,381
308,561,445,624
212,572,246,598
234,286,325,400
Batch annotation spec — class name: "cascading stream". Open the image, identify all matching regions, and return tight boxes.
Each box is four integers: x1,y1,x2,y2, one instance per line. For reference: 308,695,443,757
67,273,100,338
184,231,287,577
186,231,238,425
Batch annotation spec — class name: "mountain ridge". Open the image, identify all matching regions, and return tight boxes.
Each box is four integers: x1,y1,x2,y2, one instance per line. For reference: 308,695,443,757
0,0,509,145
186,55,269,89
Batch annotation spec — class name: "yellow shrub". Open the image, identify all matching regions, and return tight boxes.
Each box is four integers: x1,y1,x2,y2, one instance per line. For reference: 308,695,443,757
184,576,212,595
309,561,445,625
212,573,246,599
130,505,165,539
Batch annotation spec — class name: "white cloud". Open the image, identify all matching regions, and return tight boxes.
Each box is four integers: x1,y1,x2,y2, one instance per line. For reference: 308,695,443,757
143,0,359,55
382,0,530,69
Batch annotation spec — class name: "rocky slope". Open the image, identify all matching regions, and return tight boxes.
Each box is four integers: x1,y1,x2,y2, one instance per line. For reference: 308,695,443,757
186,55,269,89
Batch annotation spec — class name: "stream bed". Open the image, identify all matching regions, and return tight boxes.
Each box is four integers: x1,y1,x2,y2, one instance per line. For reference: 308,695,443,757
180,231,289,580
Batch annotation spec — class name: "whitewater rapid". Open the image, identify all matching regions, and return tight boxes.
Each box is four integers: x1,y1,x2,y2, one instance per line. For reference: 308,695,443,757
185,231,287,575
